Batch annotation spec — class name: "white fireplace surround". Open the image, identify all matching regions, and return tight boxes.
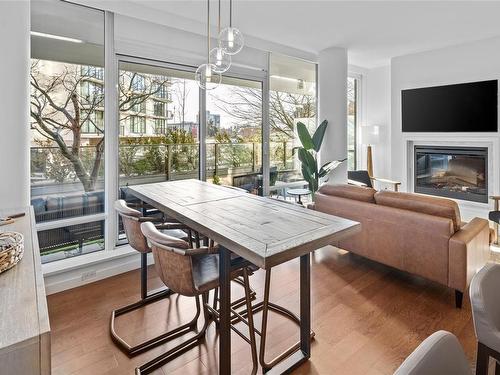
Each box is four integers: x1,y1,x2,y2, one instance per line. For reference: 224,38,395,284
403,134,499,221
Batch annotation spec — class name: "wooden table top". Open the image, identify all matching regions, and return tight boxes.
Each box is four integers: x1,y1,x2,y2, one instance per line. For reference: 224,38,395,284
129,180,360,269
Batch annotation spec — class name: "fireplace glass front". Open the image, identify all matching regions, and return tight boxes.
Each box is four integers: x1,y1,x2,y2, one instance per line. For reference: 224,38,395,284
414,146,488,203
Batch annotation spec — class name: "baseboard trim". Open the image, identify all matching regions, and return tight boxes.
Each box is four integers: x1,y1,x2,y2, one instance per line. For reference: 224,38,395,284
43,248,154,295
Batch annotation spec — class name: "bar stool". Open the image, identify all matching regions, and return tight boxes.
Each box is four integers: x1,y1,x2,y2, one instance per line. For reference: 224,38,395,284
138,222,258,375
111,199,198,356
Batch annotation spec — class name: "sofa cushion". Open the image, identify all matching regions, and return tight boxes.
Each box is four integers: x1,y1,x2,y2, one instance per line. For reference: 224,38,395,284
30,197,46,214
374,190,461,232
318,184,376,203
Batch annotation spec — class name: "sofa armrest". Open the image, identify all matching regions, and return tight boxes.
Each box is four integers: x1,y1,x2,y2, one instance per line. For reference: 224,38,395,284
449,217,490,292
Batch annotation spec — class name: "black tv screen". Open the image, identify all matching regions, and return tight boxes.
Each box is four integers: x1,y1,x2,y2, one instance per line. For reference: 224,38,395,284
402,80,498,132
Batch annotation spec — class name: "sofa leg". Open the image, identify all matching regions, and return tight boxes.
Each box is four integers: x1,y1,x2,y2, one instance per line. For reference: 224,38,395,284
455,290,463,309
476,342,490,375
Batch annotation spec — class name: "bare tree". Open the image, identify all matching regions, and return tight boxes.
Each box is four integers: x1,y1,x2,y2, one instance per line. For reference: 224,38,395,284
30,60,169,191
171,78,190,125
210,87,316,141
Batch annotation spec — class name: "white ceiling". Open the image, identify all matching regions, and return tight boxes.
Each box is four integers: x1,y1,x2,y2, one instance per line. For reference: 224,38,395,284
94,1,500,68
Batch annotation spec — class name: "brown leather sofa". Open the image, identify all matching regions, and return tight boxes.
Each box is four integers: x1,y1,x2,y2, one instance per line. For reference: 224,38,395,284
310,184,491,307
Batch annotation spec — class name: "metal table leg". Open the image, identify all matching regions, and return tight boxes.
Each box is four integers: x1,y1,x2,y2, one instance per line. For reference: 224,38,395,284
300,253,311,359
219,246,232,374
266,253,311,374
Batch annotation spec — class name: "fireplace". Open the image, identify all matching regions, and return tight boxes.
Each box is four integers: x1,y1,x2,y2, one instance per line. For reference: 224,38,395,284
414,146,488,203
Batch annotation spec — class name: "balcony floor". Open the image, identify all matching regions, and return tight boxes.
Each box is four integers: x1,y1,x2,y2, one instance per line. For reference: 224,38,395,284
47,246,479,375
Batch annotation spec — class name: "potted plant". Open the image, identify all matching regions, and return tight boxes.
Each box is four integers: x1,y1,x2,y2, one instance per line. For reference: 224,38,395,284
295,119,345,199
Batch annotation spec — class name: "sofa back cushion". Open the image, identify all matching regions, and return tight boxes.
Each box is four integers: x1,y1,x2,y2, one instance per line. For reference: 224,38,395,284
318,184,376,203
374,190,461,232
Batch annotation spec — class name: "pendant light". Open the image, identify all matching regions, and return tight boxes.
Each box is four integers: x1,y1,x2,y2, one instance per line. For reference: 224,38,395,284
210,0,231,73
195,0,221,90
219,0,244,55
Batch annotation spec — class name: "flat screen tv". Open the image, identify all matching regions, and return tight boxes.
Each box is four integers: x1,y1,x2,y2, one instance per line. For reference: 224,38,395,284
402,80,498,132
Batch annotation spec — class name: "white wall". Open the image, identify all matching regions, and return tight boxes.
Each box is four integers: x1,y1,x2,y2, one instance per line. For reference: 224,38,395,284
364,65,391,178
390,36,500,219
318,47,348,184
0,1,30,209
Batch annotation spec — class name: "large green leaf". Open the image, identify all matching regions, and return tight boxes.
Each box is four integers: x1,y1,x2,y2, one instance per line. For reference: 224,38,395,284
297,148,317,175
301,164,313,184
296,122,314,151
318,158,346,178
312,119,328,152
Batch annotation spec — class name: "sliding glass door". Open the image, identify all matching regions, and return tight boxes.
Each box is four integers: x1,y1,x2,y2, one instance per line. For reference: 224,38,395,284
116,59,200,242
206,76,263,194
269,54,317,198
118,61,200,188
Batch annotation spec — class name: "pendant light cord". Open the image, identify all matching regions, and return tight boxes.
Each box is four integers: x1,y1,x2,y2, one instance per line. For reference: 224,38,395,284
218,0,221,33
230,0,233,27
207,0,210,62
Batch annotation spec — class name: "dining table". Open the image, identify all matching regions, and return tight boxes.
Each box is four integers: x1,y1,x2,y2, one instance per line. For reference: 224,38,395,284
128,179,360,374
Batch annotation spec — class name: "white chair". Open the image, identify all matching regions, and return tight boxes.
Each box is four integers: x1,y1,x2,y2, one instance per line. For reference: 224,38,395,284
470,262,500,375
394,330,471,375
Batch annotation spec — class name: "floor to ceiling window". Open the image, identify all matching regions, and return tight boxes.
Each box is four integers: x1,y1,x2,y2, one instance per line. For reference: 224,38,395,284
269,54,317,198
117,60,200,242
30,1,105,263
206,76,263,194
347,75,360,171
118,61,199,188
29,2,317,264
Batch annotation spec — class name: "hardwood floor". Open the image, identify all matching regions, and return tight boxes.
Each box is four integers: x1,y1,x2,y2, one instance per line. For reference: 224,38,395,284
47,246,479,374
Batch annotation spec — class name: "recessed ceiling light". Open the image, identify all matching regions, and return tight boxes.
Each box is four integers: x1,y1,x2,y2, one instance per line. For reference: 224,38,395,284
30,31,83,44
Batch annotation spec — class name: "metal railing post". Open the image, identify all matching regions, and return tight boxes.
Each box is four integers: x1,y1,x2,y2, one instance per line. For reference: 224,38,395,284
252,142,256,172
283,141,287,169
214,143,219,176
166,144,172,181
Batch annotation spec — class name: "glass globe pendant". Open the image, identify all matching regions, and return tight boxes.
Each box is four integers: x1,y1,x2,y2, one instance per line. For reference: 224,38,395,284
219,26,244,55
210,46,231,73
195,63,221,90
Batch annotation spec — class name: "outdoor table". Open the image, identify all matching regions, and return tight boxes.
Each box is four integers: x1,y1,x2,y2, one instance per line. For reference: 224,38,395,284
287,188,312,205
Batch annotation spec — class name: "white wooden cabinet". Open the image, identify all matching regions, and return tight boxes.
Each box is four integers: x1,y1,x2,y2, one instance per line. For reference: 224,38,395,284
0,207,50,374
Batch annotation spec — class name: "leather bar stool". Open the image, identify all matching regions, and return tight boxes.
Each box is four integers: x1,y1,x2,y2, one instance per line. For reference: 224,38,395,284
138,222,258,375
111,199,197,356
470,262,500,375
394,330,471,375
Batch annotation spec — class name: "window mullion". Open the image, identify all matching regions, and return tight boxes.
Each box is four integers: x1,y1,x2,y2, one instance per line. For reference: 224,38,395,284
104,11,118,253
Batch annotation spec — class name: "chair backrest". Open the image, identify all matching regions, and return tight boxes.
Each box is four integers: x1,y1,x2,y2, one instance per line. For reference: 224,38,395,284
347,170,373,188
114,199,149,253
140,222,198,296
394,331,471,375
470,262,500,350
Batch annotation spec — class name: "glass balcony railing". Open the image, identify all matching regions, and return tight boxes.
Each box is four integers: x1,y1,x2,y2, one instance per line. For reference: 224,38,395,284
31,141,297,196
30,141,300,261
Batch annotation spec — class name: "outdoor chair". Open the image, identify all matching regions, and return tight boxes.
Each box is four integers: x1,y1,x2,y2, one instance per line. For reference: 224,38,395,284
348,169,401,191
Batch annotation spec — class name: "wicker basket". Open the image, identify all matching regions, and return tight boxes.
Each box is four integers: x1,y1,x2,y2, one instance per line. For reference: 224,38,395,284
0,231,24,274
